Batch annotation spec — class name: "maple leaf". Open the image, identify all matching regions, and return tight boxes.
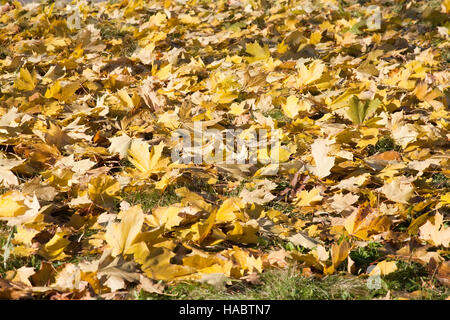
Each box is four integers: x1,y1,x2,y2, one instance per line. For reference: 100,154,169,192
0,0,448,299
45,80,80,102
0,191,40,226
88,174,121,209
419,212,450,247
0,157,24,187
296,188,323,207
11,266,35,287
95,249,141,292
346,96,381,124
443,0,450,13
141,247,194,281
343,202,391,240
324,240,351,275
14,68,36,91
282,95,310,119
309,139,335,179
296,60,325,88
239,187,276,205
380,178,414,204
369,260,398,276
245,41,270,63
266,249,289,268
287,232,321,249
148,205,185,230
127,140,169,178
39,231,71,261
108,134,132,159
329,192,359,213
104,205,144,257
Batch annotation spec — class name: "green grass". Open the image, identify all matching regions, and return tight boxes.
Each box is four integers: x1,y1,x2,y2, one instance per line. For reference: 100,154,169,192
349,242,385,274
122,185,182,212
130,262,449,300
264,200,296,216
430,173,450,189
382,261,449,299
0,46,11,59
130,268,374,300
99,24,137,57
263,108,291,124
100,25,132,41
256,235,309,254
2,216,447,300
366,136,402,156
0,222,43,278
0,224,102,281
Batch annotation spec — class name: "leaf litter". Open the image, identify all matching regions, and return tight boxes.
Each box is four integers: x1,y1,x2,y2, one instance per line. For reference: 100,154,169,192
0,0,449,299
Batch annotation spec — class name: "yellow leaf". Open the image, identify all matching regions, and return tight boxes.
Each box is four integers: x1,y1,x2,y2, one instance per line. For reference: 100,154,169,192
44,81,61,99
309,31,322,45
229,246,263,274
141,247,194,280
226,221,259,244
13,226,39,247
290,251,324,271
443,0,450,13
104,205,144,257
324,240,351,275
108,134,132,159
296,60,325,88
198,210,217,244
310,139,335,179
440,193,450,205
14,68,36,91
157,108,180,130
0,191,28,218
296,188,323,207
344,202,391,240
45,81,80,102
149,205,184,230
216,198,244,223
419,212,450,247
212,90,238,104
179,13,200,25
176,187,212,213
156,64,172,80
39,232,70,260
369,260,398,276
282,95,300,119
12,266,35,286
270,143,292,163
126,241,150,265
88,174,121,209
346,96,381,124
128,140,168,177
380,178,414,204
132,43,155,65
182,252,220,270
277,40,288,54
148,12,167,28
245,41,270,62
117,89,134,109
229,103,246,116
0,191,40,226
331,240,351,268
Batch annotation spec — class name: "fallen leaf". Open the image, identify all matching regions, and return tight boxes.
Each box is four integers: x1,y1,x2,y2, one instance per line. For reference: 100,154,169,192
104,205,144,257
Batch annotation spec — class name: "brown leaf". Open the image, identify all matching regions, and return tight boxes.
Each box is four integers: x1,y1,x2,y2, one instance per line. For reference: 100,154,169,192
436,261,450,287
138,274,165,295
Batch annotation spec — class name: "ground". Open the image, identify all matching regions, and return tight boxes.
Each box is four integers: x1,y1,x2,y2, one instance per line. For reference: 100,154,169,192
0,0,449,300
